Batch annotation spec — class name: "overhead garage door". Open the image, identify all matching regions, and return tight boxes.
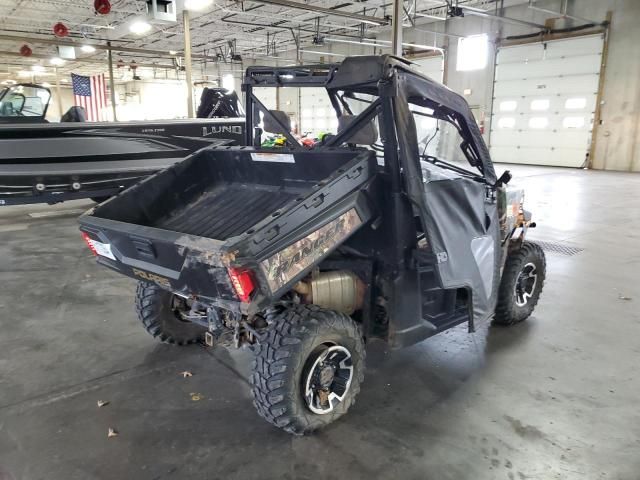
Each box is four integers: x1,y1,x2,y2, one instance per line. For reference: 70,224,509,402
489,35,603,167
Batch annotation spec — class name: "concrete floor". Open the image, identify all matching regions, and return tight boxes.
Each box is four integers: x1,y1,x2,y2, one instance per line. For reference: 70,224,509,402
1,165,639,480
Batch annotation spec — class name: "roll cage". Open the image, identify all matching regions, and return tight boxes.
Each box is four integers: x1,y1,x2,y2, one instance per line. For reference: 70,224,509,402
241,55,496,184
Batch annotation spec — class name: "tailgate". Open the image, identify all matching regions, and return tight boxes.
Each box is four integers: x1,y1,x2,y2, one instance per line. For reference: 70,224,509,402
79,214,237,301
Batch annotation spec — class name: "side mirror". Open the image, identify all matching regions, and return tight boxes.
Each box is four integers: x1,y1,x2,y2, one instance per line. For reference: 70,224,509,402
496,170,512,186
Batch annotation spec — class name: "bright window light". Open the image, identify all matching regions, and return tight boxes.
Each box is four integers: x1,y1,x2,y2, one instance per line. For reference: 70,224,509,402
316,118,327,129
81,45,96,53
529,117,548,129
129,19,152,35
531,99,550,111
499,100,517,112
456,34,489,72
222,74,235,92
498,117,516,129
563,116,585,128
420,117,438,130
565,97,587,110
315,108,325,116
302,108,312,118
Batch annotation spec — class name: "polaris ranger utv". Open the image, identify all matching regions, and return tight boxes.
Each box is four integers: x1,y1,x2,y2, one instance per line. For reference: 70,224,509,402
79,55,545,435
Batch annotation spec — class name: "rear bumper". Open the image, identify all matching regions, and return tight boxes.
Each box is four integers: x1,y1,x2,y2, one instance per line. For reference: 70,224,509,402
79,219,242,310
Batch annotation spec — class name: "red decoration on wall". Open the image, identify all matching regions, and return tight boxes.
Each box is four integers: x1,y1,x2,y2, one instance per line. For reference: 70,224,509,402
53,22,69,37
94,0,111,15
19,44,32,57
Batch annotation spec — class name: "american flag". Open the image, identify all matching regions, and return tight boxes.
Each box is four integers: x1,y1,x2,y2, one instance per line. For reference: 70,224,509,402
71,73,107,122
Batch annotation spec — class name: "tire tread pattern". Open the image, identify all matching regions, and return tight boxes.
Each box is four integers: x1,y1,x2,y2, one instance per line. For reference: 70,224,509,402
251,304,365,435
494,241,546,325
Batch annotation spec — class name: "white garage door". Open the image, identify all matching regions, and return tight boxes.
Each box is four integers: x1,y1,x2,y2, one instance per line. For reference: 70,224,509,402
300,87,338,135
411,55,444,84
489,35,603,167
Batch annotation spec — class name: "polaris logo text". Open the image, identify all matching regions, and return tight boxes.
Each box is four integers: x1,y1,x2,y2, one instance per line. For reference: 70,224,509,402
132,268,171,288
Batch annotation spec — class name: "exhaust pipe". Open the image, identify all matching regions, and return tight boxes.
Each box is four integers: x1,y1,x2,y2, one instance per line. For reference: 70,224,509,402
294,270,365,315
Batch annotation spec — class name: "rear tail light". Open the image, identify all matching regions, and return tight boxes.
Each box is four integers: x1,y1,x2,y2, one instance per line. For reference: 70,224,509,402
227,267,255,303
81,231,97,256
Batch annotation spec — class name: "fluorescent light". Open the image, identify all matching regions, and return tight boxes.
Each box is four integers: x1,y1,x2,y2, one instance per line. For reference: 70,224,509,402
456,34,489,71
300,49,346,58
18,70,32,78
31,65,45,72
81,45,96,53
129,19,152,35
184,0,213,10
41,82,52,88
50,57,65,66
169,50,178,55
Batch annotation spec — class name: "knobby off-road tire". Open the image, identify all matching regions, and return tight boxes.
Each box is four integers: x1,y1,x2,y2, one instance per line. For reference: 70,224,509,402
251,304,365,435
494,241,546,326
135,281,206,345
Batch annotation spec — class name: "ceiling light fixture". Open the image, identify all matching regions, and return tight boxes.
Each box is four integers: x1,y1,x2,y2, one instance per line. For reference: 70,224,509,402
81,45,96,53
129,19,152,35
31,65,46,72
50,57,65,66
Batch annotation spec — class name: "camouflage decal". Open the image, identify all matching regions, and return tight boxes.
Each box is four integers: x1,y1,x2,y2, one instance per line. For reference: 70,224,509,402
499,187,524,239
260,209,362,292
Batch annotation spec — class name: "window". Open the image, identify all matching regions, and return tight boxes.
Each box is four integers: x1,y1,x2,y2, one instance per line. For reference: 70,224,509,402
498,117,516,129
302,108,312,118
0,85,50,118
530,99,550,111
529,117,548,129
499,100,517,112
456,34,489,71
222,74,235,92
565,97,586,110
411,103,480,176
563,116,585,128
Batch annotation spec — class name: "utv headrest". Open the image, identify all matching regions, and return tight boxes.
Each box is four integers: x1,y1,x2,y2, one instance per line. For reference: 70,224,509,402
61,106,87,122
263,110,291,134
338,114,378,145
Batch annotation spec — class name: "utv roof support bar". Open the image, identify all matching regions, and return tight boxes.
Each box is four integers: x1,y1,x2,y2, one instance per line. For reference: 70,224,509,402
247,90,303,149
323,99,381,148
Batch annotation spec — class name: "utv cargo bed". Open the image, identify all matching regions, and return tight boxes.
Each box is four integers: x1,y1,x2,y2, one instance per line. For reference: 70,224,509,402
156,183,298,239
79,146,377,309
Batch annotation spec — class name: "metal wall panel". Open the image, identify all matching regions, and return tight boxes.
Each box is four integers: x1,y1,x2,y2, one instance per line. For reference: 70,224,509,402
411,56,445,84
489,35,604,167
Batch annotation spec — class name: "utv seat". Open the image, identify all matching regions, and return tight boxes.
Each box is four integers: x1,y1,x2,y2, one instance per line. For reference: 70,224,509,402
338,114,378,146
61,106,87,122
263,110,291,134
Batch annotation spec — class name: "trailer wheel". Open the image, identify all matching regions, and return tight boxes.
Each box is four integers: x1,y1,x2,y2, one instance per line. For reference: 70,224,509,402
251,304,365,435
135,281,206,345
494,241,546,326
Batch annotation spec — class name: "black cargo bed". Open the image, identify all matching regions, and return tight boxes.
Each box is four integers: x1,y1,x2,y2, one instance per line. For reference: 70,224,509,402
90,147,370,243
156,183,297,240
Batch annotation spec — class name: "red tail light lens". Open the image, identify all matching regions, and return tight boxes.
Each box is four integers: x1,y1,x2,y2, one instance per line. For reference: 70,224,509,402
227,267,255,303
81,232,98,256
